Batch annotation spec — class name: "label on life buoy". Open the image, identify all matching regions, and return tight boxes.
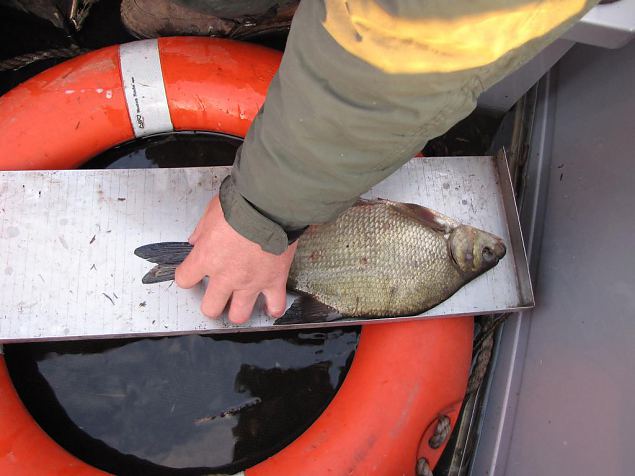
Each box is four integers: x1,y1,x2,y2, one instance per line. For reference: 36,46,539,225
119,39,174,138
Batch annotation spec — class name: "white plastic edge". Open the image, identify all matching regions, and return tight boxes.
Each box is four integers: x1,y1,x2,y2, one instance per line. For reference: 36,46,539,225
119,39,174,137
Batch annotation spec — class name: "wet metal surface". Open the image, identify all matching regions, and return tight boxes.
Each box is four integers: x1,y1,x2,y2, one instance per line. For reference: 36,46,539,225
0,153,533,342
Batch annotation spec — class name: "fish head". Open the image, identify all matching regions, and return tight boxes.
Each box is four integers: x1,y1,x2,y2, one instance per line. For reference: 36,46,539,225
448,225,506,278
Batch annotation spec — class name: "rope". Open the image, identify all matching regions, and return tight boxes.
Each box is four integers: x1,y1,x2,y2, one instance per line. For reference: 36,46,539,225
0,47,90,72
467,331,494,394
416,457,434,476
428,414,451,449
473,313,509,352
413,414,451,476
467,313,511,395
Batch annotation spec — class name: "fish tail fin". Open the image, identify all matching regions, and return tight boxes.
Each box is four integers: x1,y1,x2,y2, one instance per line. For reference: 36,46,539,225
134,242,193,284
140,263,179,284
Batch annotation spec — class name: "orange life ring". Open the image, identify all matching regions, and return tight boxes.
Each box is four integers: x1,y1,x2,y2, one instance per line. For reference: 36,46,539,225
0,37,474,475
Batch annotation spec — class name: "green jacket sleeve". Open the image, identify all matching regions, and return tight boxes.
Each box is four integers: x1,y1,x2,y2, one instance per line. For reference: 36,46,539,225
221,0,598,255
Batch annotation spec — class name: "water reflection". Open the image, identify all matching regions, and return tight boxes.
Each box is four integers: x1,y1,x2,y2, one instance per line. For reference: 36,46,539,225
6,329,359,474
83,132,242,169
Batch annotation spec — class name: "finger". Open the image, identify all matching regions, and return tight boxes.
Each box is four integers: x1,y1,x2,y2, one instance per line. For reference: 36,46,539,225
263,286,288,318
175,250,206,289
200,284,232,319
228,290,260,324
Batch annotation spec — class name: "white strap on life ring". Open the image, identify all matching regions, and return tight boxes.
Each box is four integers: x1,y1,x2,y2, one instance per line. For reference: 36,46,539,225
119,39,174,138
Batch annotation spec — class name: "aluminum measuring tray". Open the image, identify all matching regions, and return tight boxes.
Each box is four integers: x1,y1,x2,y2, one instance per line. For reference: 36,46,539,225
0,154,533,342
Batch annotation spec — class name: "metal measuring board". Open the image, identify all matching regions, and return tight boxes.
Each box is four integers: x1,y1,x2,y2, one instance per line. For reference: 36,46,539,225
0,154,533,342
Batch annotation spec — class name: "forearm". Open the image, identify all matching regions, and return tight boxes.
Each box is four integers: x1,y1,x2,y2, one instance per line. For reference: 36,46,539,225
224,0,598,251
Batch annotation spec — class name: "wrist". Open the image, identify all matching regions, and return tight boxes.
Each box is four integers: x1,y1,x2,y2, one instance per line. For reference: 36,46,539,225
219,176,306,254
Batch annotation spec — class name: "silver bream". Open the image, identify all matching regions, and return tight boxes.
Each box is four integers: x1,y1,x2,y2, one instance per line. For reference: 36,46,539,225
135,199,506,324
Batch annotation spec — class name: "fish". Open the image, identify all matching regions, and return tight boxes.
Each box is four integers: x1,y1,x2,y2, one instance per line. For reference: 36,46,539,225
134,199,506,324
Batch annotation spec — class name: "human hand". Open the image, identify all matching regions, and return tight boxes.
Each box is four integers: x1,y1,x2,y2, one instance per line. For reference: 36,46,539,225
175,196,297,324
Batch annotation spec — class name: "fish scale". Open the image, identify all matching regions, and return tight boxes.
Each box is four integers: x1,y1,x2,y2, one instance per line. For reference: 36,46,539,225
288,201,470,318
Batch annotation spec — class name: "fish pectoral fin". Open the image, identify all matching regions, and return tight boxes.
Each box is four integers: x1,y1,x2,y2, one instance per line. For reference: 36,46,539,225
134,242,193,264
274,296,343,325
383,200,461,234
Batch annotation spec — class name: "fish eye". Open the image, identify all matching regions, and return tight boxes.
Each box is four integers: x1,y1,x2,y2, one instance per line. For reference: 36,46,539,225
482,246,495,261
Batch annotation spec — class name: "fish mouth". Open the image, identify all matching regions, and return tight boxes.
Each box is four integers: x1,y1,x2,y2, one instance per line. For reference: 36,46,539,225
495,240,506,259
447,226,507,277
482,239,506,264
494,239,507,260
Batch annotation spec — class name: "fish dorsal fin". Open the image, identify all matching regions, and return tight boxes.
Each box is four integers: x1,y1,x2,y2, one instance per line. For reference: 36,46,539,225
353,198,375,207
379,199,460,234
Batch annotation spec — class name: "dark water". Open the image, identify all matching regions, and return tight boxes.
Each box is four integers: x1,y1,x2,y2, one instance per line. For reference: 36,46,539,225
6,330,359,475
84,132,243,170
5,133,361,475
